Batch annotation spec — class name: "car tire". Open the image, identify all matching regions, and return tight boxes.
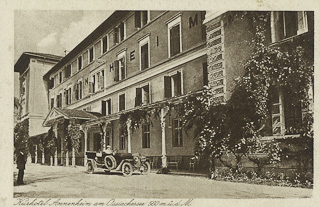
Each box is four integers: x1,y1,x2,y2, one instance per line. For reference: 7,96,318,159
122,162,133,177
141,162,151,175
104,155,117,170
87,161,94,174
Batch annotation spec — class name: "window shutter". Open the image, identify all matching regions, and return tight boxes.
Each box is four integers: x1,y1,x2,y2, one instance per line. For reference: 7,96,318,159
307,12,314,32
141,44,148,70
49,78,54,89
164,76,172,98
64,89,67,105
142,11,148,25
60,93,63,107
73,85,77,100
107,99,112,115
75,84,79,100
135,87,142,107
284,12,297,37
99,73,104,89
120,58,126,80
56,95,59,107
114,28,119,43
203,62,208,86
51,98,54,109
114,60,119,81
170,25,180,56
135,11,141,28
177,71,182,96
148,83,152,103
102,100,106,116
120,22,125,40
69,88,72,104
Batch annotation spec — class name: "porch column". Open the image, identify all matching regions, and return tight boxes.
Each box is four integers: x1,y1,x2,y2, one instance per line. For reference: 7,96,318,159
126,119,132,153
66,151,69,166
42,151,45,164
72,147,75,167
53,122,58,166
34,145,38,164
160,107,168,168
80,125,89,166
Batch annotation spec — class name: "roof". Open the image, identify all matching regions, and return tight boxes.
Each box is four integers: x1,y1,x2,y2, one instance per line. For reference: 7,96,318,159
58,108,101,119
43,10,130,80
43,107,101,127
14,52,63,73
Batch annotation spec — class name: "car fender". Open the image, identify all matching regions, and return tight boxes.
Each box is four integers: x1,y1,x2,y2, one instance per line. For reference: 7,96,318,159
87,158,97,170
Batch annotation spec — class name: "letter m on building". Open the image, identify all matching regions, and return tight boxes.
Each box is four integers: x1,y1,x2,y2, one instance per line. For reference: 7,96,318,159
189,13,198,28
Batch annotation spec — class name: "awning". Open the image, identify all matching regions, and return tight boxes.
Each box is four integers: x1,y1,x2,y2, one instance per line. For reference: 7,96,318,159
43,107,100,127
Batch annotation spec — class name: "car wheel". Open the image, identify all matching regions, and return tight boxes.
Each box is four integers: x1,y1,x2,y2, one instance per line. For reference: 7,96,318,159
122,162,133,177
141,162,151,175
104,155,117,170
87,161,94,174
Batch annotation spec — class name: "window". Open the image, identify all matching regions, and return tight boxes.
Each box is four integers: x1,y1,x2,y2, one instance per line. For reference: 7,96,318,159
50,97,54,109
164,71,182,98
102,36,108,53
75,80,83,100
89,46,94,63
59,71,63,83
139,35,150,70
49,78,54,89
56,92,62,108
266,88,303,136
65,87,72,105
203,62,208,86
135,84,150,107
271,11,313,43
114,53,126,81
119,93,126,112
78,80,83,100
102,99,112,116
142,124,150,148
119,127,126,150
78,56,83,70
168,16,182,57
135,11,149,28
172,119,183,147
284,92,302,135
114,22,125,44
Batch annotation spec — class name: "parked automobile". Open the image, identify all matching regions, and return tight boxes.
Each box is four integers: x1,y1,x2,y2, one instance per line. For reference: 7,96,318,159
86,151,151,176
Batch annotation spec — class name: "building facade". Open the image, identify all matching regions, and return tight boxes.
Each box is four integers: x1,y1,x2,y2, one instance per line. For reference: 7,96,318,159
39,10,313,170
42,11,207,168
14,52,63,163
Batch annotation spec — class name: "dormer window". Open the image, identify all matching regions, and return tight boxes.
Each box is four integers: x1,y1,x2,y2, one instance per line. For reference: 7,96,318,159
135,11,149,28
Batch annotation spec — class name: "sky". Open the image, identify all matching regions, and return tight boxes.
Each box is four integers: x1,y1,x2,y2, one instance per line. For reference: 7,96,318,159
14,10,114,63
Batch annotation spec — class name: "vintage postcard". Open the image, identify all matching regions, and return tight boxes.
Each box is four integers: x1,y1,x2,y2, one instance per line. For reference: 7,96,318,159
1,0,319,206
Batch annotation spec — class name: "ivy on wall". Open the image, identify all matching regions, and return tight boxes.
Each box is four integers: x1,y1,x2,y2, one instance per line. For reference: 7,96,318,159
14,119,29,156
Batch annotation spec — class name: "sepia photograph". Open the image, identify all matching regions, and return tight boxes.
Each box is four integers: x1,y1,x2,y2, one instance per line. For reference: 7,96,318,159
1,0,318,206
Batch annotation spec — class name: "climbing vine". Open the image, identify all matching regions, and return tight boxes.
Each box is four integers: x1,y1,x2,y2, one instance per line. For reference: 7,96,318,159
14,118,29,156
66,120,82,153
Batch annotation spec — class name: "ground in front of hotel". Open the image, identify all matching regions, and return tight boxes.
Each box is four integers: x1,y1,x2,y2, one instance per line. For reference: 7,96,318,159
13,164,312,198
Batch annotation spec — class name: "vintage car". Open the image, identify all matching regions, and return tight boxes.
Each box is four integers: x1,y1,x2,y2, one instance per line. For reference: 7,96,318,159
86,151,151,176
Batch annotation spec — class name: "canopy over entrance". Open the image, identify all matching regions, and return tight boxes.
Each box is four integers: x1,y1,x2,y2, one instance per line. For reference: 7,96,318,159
43,107,100,127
